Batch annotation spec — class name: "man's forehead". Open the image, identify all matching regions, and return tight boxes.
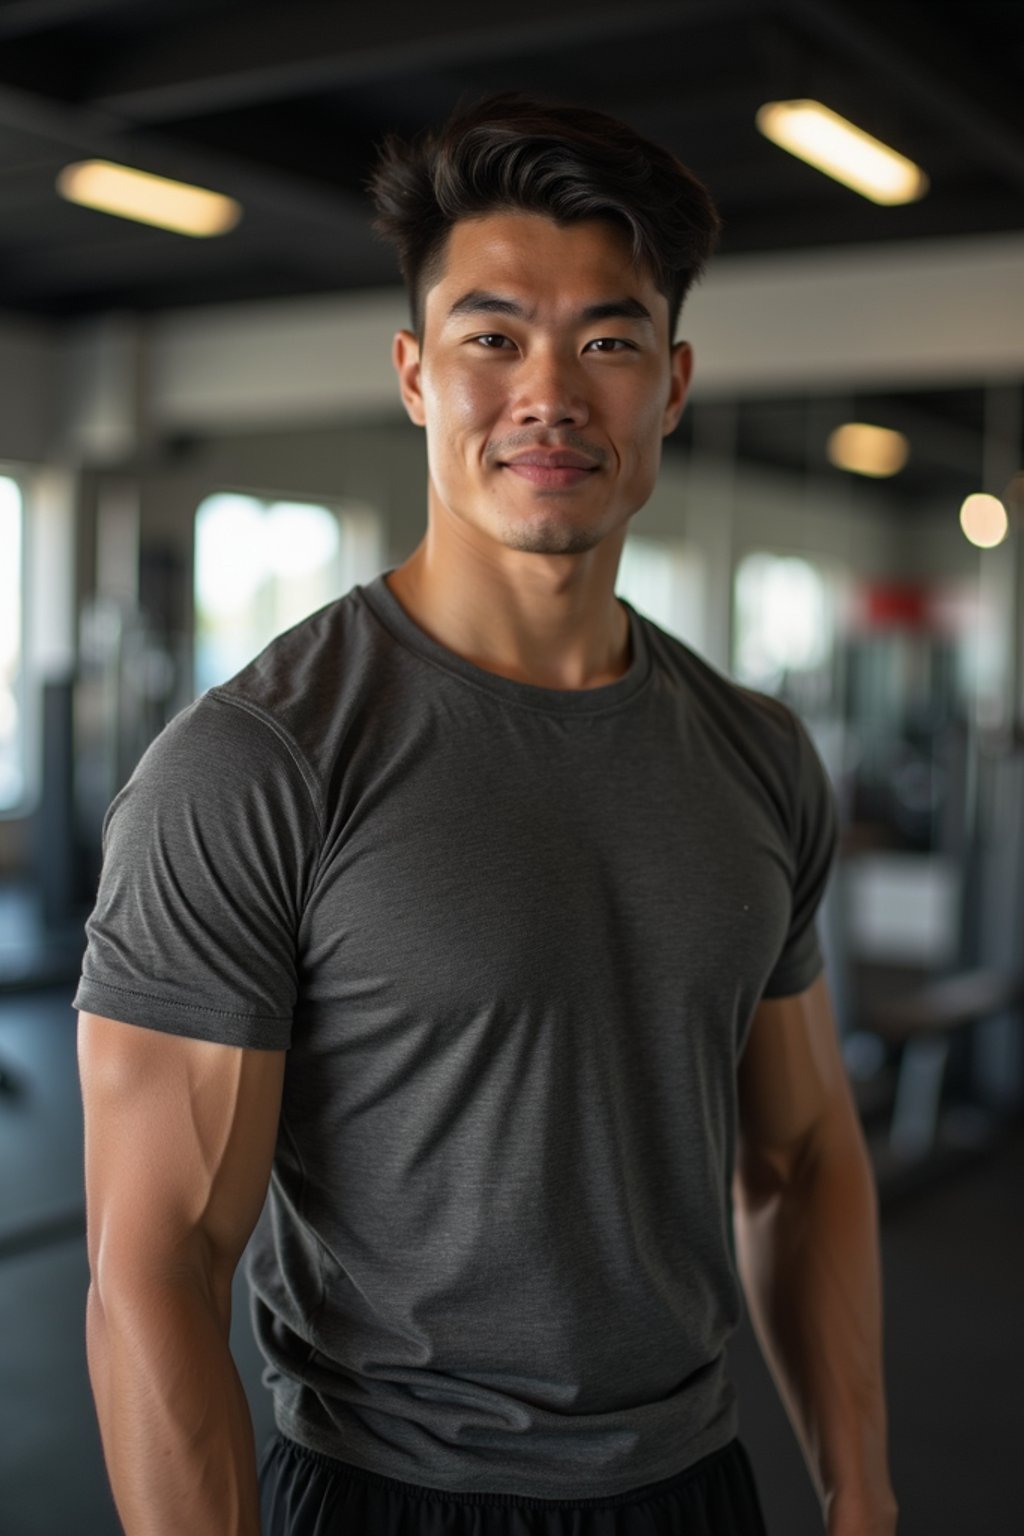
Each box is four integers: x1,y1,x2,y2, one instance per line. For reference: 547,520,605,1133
425,211,665,316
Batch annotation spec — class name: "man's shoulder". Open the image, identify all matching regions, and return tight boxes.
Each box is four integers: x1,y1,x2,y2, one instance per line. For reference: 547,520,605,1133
214,584,365,716
209,581,387,770
126,584,379,818
639,610,799,747
637,610,831,832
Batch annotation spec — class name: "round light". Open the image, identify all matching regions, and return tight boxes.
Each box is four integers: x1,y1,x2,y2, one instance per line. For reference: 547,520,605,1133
827,422,909,478
959,493,1008,549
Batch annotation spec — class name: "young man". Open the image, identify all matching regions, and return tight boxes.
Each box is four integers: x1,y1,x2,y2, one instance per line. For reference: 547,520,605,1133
76,95,898,1535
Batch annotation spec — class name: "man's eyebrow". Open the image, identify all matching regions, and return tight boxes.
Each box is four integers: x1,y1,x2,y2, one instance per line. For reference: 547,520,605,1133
579,299,654,326
447,291,533,321
445,292,655,326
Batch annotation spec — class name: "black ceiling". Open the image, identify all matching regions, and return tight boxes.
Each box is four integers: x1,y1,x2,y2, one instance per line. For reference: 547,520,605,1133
1,0,1022,319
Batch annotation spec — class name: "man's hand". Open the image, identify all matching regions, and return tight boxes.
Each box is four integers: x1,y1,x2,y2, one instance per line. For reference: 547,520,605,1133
828,1489,900,1535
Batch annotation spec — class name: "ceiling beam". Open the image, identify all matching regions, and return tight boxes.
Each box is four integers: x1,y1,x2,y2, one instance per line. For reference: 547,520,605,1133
128,234,1024,434
85,0,759,122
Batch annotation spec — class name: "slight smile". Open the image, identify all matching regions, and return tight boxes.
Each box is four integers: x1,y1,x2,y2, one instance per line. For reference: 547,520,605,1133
500,452,601,490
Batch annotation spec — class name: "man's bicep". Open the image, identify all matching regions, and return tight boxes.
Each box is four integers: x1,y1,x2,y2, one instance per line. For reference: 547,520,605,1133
78,1012,285,1296
735,973,857,1200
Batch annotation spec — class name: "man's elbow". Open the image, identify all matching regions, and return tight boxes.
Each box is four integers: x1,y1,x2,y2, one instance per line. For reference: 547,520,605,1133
734,1134,806,1217
736,1092,872,1218
88,1219,230,1340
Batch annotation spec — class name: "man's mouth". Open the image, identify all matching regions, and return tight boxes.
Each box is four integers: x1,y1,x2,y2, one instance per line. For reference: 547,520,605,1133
499,451,601,489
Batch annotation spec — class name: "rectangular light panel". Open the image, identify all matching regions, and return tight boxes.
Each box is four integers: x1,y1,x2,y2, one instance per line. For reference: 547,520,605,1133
756,100,929,206
57,160,242,237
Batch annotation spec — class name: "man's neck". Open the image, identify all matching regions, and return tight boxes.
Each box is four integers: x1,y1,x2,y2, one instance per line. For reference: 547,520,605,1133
384,541,632,692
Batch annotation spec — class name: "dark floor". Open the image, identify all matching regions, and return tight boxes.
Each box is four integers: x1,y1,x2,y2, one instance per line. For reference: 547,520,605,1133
1,987,1021,1535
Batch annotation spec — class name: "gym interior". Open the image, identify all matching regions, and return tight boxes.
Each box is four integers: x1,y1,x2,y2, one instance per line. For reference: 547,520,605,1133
1,5,1021,1533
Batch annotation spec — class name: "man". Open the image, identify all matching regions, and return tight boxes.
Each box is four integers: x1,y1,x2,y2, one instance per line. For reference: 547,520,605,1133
76,94,897,1535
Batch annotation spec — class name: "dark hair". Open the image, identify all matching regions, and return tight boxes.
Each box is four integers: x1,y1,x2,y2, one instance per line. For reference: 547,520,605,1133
368,92,721,339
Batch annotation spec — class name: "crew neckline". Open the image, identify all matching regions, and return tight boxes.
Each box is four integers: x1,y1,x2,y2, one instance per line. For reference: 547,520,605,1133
358,569,651,715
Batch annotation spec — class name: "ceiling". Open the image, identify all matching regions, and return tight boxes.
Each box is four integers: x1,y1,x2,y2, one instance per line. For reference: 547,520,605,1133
0,0,1020,511
0,0,1021,319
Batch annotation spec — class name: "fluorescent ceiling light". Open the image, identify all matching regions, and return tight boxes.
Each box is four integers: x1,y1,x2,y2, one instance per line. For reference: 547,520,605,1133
827,423,910,478
960,493,1008,549
56,160,242,237
756,100,929,205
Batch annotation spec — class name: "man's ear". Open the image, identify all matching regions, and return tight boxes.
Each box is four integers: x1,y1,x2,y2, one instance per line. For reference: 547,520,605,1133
663,340,694,437
393,330,426,427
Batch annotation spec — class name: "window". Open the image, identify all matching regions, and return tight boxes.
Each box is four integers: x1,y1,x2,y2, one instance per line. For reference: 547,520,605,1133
0,475,24,811
616,535,707,653
732,551,833,702
194,492,382,695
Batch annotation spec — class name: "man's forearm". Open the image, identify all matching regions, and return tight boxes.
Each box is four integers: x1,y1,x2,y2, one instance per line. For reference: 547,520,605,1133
86,1273,261,1535
734,1122,898,1533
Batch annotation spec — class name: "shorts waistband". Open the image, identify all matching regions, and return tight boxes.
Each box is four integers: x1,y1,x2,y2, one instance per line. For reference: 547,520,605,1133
265,1430,743,1511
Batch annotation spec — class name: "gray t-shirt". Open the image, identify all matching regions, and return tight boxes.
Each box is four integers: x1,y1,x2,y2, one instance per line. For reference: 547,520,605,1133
75,570,837,1499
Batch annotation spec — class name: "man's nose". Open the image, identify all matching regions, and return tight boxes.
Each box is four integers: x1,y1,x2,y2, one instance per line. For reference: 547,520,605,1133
510,349,590,428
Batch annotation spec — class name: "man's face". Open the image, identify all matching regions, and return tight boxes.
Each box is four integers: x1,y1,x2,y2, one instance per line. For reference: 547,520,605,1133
392,211,692,558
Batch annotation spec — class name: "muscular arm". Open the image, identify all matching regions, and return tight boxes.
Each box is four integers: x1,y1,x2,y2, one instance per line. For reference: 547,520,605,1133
78,1013,285,1536
733,973,898,1535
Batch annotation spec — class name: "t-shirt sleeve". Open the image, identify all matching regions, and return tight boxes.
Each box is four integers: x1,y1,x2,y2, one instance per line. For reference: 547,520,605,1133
760,709,839,999
73,691,322,1049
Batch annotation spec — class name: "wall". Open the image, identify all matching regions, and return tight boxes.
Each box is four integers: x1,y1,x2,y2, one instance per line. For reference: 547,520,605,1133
0,318,57,463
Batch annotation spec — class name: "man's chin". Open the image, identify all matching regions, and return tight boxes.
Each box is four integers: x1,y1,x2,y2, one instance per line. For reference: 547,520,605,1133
483,488,614,552
497,518,608,557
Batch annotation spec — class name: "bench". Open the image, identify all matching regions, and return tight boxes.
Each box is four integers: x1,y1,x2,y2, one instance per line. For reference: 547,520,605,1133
867,968,1024,1158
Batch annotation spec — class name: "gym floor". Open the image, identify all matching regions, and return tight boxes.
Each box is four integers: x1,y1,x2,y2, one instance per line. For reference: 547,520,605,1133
1,987,1019,1535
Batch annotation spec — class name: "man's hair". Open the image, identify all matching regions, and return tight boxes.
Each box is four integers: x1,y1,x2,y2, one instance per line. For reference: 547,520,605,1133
368,92,721,340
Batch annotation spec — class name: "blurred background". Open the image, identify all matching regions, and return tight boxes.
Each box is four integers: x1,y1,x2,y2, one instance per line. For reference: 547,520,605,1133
1,2,1022,1532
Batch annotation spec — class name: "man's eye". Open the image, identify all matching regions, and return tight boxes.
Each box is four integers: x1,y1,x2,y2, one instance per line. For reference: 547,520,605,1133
585,338,633,353
474,334,513,349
